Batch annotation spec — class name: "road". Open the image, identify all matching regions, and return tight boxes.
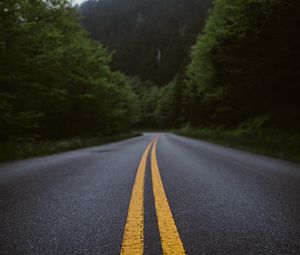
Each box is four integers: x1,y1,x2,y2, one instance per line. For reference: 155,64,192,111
0,133,300,254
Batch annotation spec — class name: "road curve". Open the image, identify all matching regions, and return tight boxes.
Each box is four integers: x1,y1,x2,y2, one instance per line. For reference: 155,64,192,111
0,133,300,254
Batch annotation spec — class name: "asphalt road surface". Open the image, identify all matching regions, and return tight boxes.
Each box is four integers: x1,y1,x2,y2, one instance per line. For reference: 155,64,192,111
1,133,300,254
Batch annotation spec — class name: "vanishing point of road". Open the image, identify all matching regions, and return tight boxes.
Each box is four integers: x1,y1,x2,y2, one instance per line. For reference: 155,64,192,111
1,133,300,254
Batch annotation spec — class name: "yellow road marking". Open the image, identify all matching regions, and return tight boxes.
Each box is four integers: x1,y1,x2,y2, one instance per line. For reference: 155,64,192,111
151,137,186,255
120,138,154,255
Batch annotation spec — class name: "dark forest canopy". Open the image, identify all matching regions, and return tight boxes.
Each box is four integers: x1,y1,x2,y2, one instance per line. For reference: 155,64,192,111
78,0,212,85
183,0,300,129
1,0,299,145
0,0,138,140
78,0,300,132
123,0,300,131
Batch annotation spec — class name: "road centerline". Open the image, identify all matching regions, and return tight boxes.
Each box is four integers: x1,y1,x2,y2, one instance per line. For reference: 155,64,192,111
120,138,155,255
151,137,186,255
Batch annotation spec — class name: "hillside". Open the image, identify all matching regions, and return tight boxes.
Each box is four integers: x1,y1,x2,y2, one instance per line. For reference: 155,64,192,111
79,0,212,84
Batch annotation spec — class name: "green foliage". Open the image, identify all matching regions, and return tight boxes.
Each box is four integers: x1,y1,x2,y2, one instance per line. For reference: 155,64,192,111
177,126,300,163
137,77,183,128
184,0,300,129
0,0,138,141
139,85,160,128
2,0,299,164
0,132,141,162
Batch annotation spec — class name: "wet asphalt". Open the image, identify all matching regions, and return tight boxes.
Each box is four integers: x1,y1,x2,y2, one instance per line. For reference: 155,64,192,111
1,133,300,254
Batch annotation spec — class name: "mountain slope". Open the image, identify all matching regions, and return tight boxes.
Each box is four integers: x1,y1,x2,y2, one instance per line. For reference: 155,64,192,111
79,0,211,84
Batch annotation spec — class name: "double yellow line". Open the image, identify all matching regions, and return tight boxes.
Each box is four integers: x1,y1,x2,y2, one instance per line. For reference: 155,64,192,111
121,135,185,255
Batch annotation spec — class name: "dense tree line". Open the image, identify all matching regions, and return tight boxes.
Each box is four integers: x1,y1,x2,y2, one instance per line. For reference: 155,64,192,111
2,0,299,144
183,0,300,130
137,0,300,131
133,75,183,129
78,0,211,84
0,0,138,141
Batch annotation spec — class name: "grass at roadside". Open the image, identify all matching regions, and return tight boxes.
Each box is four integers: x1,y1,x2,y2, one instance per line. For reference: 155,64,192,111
175,126,300,163
0,133,141,163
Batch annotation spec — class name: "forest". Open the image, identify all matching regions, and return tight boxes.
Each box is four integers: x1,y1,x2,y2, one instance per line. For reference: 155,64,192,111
78,0,211,84
1,0,138,142
1,0,299,161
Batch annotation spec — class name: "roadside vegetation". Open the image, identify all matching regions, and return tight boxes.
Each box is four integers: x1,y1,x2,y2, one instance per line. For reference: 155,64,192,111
177,124,300,163
0,0,139,161
0,133,140,162
1,0,299,162
132,0,299,162
1,1,139,140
